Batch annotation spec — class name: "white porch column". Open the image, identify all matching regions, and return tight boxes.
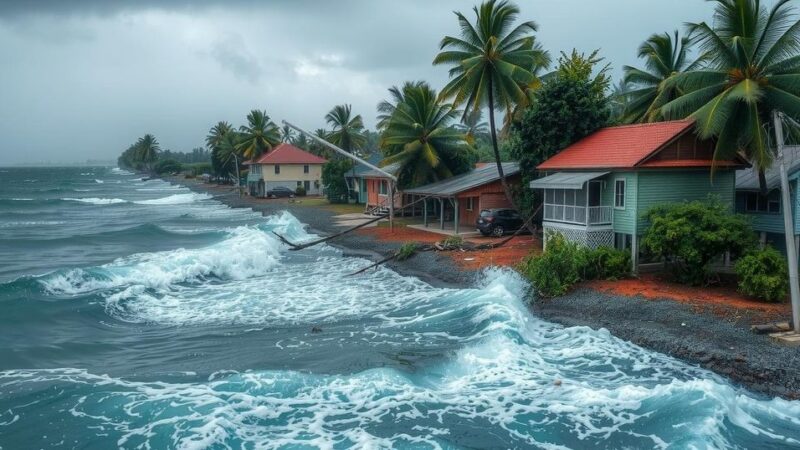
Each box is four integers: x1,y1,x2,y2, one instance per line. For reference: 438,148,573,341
454,197,460,235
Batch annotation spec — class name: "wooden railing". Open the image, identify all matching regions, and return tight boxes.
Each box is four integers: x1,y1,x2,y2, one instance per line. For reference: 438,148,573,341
543,204,612,225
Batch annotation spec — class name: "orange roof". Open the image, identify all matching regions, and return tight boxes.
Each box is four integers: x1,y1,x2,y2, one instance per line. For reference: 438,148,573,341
537,120,724,170
245,143,327,165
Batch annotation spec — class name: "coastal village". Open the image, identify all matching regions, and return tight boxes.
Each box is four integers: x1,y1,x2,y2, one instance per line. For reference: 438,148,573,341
114,0,800,399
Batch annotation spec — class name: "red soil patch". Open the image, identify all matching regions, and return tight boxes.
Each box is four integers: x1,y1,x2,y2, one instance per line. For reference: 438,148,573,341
355,226,539,270
586,274,791,323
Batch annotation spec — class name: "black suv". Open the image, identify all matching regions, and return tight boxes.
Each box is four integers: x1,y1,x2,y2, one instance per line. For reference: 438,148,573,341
476,208,523,237
265,186,295,198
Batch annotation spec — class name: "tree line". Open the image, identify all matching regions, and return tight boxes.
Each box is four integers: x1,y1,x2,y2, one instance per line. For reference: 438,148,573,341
119,0,800,211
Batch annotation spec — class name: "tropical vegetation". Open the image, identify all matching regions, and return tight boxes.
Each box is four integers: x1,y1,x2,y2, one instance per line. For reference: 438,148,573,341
736,246,789,302
379,82,475,188
434,0,550,208
237,110,281,160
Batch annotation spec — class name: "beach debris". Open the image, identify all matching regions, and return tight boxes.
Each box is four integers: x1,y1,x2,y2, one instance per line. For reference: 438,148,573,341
311,326,323,334
554,379,562,386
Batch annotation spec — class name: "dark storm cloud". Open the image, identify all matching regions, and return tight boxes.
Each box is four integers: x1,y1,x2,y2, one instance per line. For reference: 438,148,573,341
0,0,718,165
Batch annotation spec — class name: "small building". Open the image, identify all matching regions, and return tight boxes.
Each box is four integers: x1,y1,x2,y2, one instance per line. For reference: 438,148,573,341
362,162,403,214
530,120,748,267
404,163,520,234
344,154,383,204
735,145,800,254
244,143,327,197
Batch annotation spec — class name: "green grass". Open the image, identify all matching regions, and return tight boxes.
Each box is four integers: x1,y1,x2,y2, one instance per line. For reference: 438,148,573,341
291,197,365,214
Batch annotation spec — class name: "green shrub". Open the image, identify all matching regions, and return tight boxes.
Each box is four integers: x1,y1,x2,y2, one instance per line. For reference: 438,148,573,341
396,242,418,261
519,233,584,297
519,232,631,297
581,246,631,280
642,198,756,285
322,159,354,203
153,158,183,175
735,246,789,302
442,235,464,248
295,185,307,196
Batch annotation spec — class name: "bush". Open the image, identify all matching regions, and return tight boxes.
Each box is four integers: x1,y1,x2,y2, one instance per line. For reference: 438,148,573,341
322,159,353,203
735,247,789,302
519,232,631,297
396,242,418,261
154,158,183,175
581,245,631,281
442,235,464,247
295,185,307,197
642,198,756,285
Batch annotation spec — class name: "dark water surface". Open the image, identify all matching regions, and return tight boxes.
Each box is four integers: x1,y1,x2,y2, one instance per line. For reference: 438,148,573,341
0,167,798,449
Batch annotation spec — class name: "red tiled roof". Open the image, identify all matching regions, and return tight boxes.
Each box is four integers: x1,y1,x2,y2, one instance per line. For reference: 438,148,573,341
638,159,742,168
245,143,327,165
537,120,721,170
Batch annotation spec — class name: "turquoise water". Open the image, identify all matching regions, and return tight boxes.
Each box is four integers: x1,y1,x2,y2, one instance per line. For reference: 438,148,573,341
0,166,799,449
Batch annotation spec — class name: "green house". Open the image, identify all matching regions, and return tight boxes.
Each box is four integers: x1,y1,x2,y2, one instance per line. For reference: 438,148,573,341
530,120,748,269
735,145,800,255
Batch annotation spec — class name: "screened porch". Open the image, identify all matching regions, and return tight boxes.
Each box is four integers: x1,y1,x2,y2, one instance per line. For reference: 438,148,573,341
530,172,612,226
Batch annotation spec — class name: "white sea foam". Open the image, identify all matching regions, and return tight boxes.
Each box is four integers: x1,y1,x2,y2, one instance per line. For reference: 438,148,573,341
0,221,65,227
8,198,33,201
40,212,304,297
94,179,104,184
133,192,211,205
62,197,126,205
111,167,133,175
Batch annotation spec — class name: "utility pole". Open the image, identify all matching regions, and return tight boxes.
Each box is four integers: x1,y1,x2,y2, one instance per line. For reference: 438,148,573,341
774,111,800,334
282,120,397,231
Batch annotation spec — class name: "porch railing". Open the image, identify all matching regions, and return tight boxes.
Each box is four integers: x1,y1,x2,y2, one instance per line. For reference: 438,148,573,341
543,204,612,226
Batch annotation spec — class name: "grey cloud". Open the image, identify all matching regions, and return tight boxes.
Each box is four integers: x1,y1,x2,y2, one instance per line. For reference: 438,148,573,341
208,33,263,83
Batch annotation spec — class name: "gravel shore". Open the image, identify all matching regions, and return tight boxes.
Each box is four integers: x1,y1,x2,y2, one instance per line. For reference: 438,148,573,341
172,177,800,400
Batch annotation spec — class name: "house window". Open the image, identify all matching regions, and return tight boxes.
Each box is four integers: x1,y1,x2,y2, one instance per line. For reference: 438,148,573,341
466,197,475,211
378,180,388,195
745,192,780,214
304,165,309,174
614,179,626,209
274,165,280,175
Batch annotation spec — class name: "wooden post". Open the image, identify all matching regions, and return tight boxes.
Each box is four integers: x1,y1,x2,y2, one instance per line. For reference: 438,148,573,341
389,181,395,232
631,233,638,275
439,198,445,230
423,198,428,227
774,111,800,333
454,197,460,235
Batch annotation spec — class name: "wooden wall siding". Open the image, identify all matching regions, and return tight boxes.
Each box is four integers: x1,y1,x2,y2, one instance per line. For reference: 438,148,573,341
649,134,715,161
365,178,402,208
600,172,638,235
736,190,786,234
635,169,736,234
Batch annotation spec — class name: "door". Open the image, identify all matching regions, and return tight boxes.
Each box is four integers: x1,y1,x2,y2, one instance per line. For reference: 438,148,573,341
588,181,602,207
304,180,310,192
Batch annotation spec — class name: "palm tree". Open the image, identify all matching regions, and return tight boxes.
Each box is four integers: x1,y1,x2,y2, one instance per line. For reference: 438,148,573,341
325,104,366,152
206,121,233,150
661,0,800,191
380,82,472,187
237,110,281,160
280,124,295,143
135,134,160,172
433,0,548,206
622,31,702,123
376,81,428,131
609,79,632,123
455,109,490,145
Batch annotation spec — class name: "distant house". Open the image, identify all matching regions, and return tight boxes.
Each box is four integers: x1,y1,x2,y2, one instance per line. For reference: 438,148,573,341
344,154,383,204
244,143,327,197
362,162,403,214
404,163,520,233
735,145,800,255
530,120,748,267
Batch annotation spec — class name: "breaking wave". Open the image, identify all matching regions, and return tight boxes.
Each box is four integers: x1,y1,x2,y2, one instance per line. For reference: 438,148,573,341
62,197,126,205
133,192,212,205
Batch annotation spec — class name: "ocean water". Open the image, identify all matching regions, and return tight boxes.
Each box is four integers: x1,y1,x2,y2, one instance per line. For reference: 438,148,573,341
0,167,798,449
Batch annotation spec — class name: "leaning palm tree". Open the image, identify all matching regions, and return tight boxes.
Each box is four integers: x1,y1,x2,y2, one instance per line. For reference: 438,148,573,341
622,31,702,123
380,83,472,188
237,110,281,160
325,104,366,152
205,121,233,150
660,0,800,191
135,134,160,172
433,0,548,206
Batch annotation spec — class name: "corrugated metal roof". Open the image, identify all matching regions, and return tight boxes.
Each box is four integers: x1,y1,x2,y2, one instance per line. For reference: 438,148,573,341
736,146,800,191
529,171,609,189
404,163,519,196
349,154,384,177
361,161,402,179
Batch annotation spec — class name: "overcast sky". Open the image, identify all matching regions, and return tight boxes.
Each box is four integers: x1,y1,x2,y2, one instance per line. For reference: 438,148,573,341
0,0,716,165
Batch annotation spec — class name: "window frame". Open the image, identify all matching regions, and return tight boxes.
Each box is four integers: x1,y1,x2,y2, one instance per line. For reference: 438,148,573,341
466,197,475,211
614,179,626,209
303,164,309,174
274,164,280,175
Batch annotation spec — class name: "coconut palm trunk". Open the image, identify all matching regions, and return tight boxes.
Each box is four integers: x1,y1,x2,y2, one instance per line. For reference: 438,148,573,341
486,78,514,207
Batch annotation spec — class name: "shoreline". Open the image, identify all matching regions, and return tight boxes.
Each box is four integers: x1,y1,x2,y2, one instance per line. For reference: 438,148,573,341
169,176,800,400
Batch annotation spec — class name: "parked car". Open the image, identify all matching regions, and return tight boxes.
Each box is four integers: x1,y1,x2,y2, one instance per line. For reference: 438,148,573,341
476,208,523,237
266,186,295,198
